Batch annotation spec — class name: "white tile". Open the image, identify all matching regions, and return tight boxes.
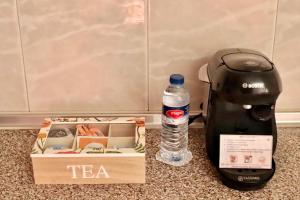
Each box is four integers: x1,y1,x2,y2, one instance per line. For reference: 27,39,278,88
149,0,277,111
273,0,300,111
0,0,28,112
19,0,147,112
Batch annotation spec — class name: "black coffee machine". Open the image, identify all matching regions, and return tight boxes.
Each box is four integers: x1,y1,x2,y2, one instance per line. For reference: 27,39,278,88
199,48,282,190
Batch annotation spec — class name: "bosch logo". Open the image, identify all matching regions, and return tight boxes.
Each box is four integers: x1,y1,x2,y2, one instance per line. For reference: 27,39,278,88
242,82,264,89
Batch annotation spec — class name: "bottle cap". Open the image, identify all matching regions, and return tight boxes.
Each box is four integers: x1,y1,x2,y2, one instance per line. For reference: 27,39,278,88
170,74,184,85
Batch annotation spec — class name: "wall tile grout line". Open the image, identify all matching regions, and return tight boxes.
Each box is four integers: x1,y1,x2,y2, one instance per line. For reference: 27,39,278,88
146,0,150,112
15,0,30,112
271,0,280,61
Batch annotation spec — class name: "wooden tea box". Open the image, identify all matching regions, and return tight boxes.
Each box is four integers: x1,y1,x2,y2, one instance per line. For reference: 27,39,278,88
31,117,145,184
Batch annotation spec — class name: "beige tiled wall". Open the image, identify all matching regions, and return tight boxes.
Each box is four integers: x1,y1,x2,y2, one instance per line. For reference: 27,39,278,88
18,0,147,112
0,0,28,112
0,0,299,113
273,0,300,112
149,0,277,111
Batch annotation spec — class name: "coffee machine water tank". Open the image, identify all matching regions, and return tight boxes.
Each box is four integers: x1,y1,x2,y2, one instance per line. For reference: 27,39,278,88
199,48,282,190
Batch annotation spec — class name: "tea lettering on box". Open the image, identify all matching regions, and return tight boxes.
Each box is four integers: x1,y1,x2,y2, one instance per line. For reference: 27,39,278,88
67,165,110,179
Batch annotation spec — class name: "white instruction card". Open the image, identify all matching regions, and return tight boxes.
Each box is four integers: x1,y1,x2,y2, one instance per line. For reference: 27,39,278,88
219,134,273,169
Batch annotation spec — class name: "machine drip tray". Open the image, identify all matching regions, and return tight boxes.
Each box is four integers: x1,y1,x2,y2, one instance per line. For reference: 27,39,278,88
218,159,276,191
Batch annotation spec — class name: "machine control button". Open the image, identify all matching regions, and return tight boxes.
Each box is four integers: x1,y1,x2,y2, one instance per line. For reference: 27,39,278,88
243,105,252,109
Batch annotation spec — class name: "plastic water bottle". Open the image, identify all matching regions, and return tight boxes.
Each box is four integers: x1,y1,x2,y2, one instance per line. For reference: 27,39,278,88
156,74,192,166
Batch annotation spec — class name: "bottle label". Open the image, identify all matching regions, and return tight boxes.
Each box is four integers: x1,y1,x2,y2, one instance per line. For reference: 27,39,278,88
162,104,189,125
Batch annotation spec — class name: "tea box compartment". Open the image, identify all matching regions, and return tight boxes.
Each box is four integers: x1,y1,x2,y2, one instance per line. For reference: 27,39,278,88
108,123,136,148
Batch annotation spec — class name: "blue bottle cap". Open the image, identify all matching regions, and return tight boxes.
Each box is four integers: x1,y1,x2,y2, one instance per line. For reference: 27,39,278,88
170,74,184,85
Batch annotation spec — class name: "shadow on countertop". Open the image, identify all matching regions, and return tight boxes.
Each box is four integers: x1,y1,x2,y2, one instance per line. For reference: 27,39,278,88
0,128,299,200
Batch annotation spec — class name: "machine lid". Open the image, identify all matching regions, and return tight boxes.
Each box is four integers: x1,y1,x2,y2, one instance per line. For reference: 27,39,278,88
221,53,273,72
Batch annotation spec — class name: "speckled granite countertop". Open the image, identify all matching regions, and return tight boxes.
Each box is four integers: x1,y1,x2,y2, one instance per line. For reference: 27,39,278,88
0,128,299,200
